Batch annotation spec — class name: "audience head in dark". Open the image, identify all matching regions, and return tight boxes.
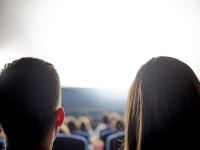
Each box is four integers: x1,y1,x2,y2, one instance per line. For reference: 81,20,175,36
124,56,200,150
0,57,65,150
80,121,87,132
78,116,94,136
66,116,78,133
101,113,109,125
115,119,124,132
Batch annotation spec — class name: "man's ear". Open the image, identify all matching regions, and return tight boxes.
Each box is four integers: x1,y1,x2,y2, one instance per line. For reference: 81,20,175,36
56,107,65,127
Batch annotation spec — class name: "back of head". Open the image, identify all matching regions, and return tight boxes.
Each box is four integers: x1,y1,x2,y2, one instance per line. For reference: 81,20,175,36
66,116,78,132
101,113,109,125
0,57,61,149
115,118,124,132
79,116,90,132
125,56,200,150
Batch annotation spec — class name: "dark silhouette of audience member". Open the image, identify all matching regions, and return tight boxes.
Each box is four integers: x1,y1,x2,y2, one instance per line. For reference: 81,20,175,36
95,113,110,136
115,118,124,132
65,116,79,133
0,57,65,150
108,112,122,131
124,56,200,150
78,116,94,136
65,116,90,143
94,112,113,140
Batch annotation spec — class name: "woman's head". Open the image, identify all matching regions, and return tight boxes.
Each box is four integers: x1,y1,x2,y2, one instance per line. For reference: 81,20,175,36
125,56,200,150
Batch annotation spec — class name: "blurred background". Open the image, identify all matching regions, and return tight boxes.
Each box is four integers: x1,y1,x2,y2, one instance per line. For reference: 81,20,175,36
0,0,200,127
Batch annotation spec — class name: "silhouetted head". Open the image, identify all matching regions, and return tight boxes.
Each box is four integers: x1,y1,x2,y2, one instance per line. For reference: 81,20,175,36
101,113,109,124
115,118,124,132
78,116,93,134
0,57,64,150
125,56,200,150
66,116,78,132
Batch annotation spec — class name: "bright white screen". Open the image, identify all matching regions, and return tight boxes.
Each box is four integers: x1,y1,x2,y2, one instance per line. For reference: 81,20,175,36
0,0,200,88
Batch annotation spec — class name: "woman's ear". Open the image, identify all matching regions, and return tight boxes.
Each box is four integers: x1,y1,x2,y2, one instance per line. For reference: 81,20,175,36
56,107,65,127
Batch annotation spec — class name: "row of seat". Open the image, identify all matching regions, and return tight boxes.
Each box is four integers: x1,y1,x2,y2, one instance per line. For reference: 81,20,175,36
53,133,89,150
0,132,125,150
53,131,124,150
105,131,124,150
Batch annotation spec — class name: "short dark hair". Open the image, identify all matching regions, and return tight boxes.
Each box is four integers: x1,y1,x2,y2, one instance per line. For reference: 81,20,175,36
0,57,61,148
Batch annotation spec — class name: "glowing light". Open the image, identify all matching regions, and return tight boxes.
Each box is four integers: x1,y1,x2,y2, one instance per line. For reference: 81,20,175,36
0,0,200,88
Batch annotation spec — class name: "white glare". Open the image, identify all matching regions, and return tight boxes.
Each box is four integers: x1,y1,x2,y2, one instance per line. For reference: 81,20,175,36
0,0,200,88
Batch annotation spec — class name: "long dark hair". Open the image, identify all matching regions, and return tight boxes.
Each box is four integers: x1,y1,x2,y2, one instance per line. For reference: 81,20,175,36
125,56,200,150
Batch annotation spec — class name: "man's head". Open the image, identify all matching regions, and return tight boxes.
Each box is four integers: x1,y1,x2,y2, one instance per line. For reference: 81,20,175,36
0,57,64,149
